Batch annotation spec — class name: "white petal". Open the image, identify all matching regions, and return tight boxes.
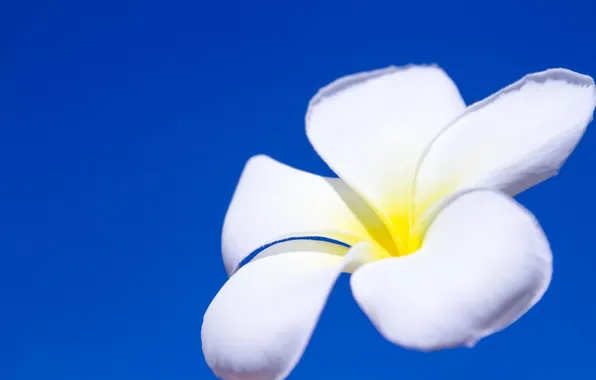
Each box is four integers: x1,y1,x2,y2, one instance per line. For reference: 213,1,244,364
223,155,380,275
202,243,373,380
351,190,552,351
414,69,595,217
306,65,466,229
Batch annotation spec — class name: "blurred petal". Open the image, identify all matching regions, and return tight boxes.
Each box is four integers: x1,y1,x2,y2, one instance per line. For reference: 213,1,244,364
202,243,376,380
306,65,465,238
414,69,595,217
222,155,379,275
351,190,552,351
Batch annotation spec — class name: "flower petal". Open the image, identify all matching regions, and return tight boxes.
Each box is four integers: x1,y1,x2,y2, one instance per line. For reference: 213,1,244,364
202,243,374,380
306,65,466,232
351,190,552,351
223,155,380,275
414,69,596,217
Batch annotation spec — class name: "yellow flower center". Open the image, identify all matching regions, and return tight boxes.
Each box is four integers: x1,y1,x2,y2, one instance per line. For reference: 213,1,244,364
346,187,452,259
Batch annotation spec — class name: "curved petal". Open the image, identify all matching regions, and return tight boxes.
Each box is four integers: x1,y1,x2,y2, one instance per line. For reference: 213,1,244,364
202,243,375,380
414,69,596,217
351,190,552,351
306,65,466,240
222,155,379,275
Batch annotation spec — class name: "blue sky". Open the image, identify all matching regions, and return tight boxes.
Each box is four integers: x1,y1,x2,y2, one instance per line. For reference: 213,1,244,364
1,0,596,379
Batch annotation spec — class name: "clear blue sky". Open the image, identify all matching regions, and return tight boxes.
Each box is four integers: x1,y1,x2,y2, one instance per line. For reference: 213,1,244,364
1,0,595,379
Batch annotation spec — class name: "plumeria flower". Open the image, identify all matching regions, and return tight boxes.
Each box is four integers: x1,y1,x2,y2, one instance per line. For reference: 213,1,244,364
202,65,596,380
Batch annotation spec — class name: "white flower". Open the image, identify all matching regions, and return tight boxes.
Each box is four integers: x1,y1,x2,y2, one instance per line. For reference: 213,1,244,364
202,66,596,380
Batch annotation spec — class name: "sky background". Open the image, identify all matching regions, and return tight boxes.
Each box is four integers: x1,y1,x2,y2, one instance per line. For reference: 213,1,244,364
1,0,596,379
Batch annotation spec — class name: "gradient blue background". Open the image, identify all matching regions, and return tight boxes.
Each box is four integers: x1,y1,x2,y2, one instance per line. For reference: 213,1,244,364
2,0,595,378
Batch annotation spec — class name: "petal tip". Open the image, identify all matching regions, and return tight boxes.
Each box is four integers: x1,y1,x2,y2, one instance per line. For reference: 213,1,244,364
537,68,595,88
245,153,278,168
464,338,479,348
305,64,452,131
521,69,596,106
305,66,398,128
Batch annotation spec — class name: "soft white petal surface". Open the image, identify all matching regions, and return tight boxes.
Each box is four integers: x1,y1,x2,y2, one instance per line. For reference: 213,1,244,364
414,69,595,217
351,190,552,351
222,155,373,275
306,65,466,228
202,243,372,380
